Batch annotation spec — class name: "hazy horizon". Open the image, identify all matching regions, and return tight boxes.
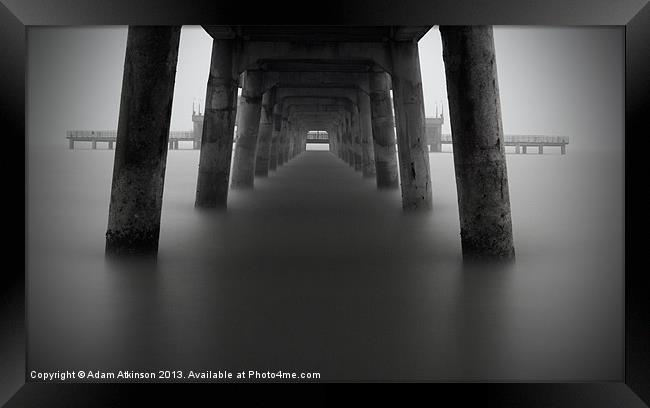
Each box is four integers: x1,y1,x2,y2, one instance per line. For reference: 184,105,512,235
27,26,623,154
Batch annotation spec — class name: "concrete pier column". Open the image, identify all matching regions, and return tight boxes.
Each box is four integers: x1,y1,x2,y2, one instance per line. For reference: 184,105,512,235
105,25,181,256
539,145,544,154
515,143,520,154
369,71,399,189
341,115,349,164
195,39,238,208
254,91,274,177
285,126,291,161
69,139,74,150
292,126,300,157
522,145,527,154
268,104,281,171
293,127,301,156
292,128,298,158
284,121,292,162
108,141,114,150
92,140,97,150
561,144,566,155
346,112,355,167
231,70,263,189
278,115,288,166
357,89,376,177
297,127,304,155
440,25,515,260
351,107,363,172
336,126,342,159
390,41,433,211
301,129,307,153
296,127,304,155
331,126,340,156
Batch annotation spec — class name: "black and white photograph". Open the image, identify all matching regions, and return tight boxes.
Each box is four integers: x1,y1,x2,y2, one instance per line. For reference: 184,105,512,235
2,0,649,405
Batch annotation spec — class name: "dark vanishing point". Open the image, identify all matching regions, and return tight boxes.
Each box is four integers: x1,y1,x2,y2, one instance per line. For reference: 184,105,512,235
102,25,519,261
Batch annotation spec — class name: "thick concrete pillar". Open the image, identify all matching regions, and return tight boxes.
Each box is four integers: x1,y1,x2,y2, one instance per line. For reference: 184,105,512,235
69,139,74,150
351,107,363,172
231,70,263,189
300,129,307,153
286,123,293,161
539,145,544,154
440,25,515,261
92,140,97,150
105,26,181,256
195,39,238,208
522,145,527,154
340,121,349,163
515,143,521,154
268,104,281,171
369,71,399,189
345,112,354,167
390,41,433,211
357,89,376,178
330,126,339,156
334,124,342,159
561,144,566,155
278,115,288,165
108,141,114,150
255,91,274,177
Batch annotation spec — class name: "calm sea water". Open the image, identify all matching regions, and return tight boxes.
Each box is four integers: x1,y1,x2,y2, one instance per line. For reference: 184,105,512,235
27,144,623,381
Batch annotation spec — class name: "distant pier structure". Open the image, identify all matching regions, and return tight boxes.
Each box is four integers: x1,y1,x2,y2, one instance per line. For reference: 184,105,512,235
66,105,205,150
424,110,568,155
68,107,567,155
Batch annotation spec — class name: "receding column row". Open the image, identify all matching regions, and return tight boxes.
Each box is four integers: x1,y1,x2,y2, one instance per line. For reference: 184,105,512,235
105,25,514,262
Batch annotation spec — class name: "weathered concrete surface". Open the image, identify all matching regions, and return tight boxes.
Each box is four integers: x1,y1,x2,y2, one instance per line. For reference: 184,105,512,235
351,107,363,172
368,71,399,189
231,70,263,189
344,112,354,167
195,39,237,208
255,91,274,177
357,89,376,178
279,115,289,165
440,25,515,261
391,41,433,211
268,104,282,171
105,26,181,256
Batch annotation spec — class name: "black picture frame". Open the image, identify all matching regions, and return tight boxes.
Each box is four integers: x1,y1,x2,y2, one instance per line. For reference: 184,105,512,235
2,0,648,405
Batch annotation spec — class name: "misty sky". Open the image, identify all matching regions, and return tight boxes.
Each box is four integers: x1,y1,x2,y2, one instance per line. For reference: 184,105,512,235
27,26,623,152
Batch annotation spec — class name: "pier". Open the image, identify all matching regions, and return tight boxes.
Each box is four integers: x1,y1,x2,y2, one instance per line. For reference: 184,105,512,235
97,25,519,260
69,124,569,155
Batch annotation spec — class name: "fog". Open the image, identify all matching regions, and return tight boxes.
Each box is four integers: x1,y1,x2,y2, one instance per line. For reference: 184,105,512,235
26,26,624,382
27,26,623,153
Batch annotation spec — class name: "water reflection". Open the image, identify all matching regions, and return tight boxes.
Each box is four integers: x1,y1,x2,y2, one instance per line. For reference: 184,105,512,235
27,148,622,381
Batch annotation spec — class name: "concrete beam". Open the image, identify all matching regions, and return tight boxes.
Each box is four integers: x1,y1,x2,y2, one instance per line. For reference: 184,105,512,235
234,41,393,75
105,26,181,256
